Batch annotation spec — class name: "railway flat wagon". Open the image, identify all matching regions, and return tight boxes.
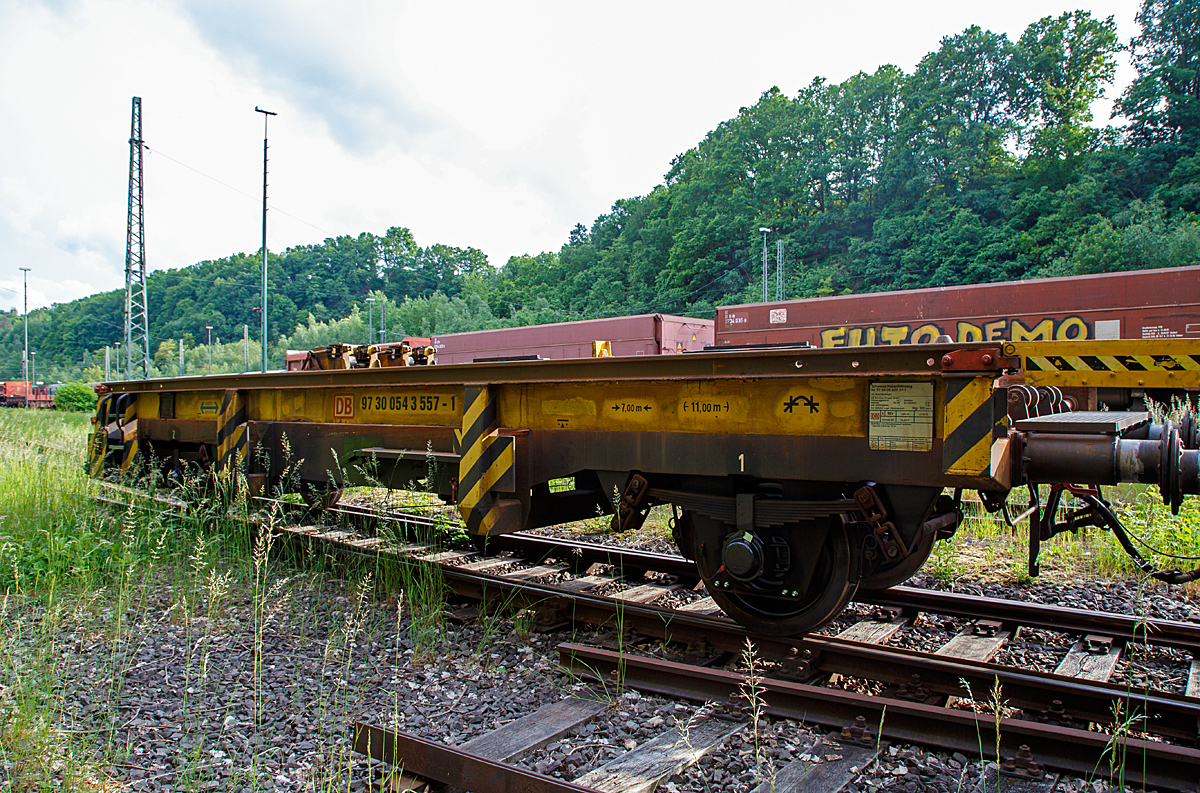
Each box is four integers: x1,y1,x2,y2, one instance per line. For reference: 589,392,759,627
89,338,1200,636
715,265,1200,349
432,314,714,364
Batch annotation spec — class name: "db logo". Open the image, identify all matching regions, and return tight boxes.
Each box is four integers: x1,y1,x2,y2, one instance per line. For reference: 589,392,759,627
333,394,355,419
769,308,788,324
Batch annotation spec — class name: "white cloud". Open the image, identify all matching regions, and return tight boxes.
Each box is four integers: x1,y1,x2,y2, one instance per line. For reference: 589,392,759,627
0,177,47,241
0,0,1144,312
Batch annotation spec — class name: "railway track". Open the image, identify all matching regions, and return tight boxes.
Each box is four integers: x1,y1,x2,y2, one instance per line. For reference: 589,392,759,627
93,482,1200,791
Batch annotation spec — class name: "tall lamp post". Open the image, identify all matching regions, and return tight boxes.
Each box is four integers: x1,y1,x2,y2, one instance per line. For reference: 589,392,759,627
255,106,277,373
206,325,213,374
366,296,375,346
19,267,29,392
759,227,770,304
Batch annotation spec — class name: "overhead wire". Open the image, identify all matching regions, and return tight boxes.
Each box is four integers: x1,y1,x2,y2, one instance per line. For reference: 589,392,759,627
145,143,333,235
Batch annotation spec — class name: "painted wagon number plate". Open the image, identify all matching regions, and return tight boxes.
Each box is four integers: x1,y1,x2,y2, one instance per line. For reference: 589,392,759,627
362,395,453,412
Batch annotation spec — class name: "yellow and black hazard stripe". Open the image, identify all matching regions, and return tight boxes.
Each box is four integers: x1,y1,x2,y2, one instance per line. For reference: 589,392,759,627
1008,340,1200,388
456,385,517,535
942,376,996,477
87,394,112,476
215,389,247,475
118,394,139,474
1024,353,1200,374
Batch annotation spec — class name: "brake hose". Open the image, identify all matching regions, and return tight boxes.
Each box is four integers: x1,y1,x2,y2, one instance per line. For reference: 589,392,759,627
1081,494,1200,585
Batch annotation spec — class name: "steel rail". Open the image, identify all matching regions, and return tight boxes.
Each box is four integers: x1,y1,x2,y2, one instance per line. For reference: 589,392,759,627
94,486,1200,744
96,341,999,392
558,643,1200,792
857,586,1200,653
425,565,1200,745
266,520,1200,746
351,722,597,793
299,497,1200,654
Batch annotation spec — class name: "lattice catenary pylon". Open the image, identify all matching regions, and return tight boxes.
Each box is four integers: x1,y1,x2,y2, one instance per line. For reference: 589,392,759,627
123,96,150,379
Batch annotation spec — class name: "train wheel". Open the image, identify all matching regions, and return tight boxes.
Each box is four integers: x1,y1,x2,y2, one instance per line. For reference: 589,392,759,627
684,511,857,636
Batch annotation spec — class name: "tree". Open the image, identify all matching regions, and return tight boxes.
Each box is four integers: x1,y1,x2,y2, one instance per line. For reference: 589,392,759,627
1014,11,1120,161
901,27,1020,192
1117,0,1200,144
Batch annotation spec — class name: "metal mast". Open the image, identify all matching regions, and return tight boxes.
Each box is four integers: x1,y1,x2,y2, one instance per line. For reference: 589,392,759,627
123,96,150,378
19,267,29,391
776,239,785,301
759,227,770,303
255,106,277,373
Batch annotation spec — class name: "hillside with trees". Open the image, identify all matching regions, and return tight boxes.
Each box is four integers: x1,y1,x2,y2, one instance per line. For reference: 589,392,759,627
5,0,1199,382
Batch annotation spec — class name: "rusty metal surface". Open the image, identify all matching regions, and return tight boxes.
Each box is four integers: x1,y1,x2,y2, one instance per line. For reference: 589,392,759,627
714,265,1200,348
249,420,455,484
432,313,713,364
558,644,1200,791
266,512,1198,742
95,342,1006,394
521,430,964,489
801,631,1200,743
859,586,1200,652
939,349,1016,372
302,502,1200,654
351,722,598,793
138,418,218,444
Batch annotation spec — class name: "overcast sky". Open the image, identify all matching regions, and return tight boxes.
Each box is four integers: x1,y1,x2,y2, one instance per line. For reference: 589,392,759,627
0,0,1144,312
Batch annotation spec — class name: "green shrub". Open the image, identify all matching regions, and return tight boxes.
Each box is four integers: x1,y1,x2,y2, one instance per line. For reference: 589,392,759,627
54,382,97,412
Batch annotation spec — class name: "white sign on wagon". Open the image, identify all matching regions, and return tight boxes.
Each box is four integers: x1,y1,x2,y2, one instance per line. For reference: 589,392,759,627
868,382,934,452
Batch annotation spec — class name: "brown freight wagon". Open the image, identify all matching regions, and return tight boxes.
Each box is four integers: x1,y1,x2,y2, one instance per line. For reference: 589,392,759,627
715,265,1200,349
431,314,714,364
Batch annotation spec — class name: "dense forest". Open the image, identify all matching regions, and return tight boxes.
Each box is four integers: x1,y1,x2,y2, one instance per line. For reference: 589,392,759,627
4,0,1199,381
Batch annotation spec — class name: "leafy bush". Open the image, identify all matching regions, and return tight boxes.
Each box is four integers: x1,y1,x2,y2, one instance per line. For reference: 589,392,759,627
54,382,97,412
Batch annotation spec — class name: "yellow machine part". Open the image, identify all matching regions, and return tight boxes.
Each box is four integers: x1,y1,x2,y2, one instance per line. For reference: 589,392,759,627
1006,339,1200,389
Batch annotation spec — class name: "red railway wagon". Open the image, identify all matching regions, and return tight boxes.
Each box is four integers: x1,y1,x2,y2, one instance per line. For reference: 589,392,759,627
431,314,714,364
714,265,1200,349
28,385,55,409
1,382,55,408
1,381,29,408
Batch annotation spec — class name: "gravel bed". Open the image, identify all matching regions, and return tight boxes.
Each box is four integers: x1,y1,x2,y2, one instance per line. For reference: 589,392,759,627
909,569,1199,624
516,689,701,780
884,613,955,653
14,486,1192,793
1109,642,1194,694
5,548,1184,793
989,627,1073,672
2,570,576,793
653,587,706,610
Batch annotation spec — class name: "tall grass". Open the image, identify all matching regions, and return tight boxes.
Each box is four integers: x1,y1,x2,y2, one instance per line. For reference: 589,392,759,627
949,484,1200,586
0,410,95,593
0,410,348,790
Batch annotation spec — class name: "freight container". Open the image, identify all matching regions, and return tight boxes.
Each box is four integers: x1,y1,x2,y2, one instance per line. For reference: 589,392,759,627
431,314,714,364
1,381,55,408
1,381,29,407
714,265,1200,348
